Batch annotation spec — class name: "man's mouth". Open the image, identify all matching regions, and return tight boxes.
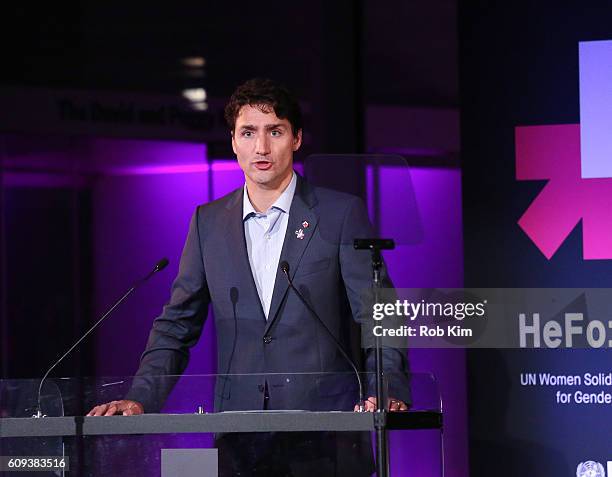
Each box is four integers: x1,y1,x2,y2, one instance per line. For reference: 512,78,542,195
254,161,272,171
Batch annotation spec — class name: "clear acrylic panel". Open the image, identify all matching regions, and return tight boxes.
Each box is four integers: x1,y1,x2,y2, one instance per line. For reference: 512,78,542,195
304,154,423,246
0,372,442,477
0,379,64,475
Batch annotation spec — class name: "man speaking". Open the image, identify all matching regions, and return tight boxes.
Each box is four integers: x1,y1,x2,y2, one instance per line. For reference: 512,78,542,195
88,78,410,475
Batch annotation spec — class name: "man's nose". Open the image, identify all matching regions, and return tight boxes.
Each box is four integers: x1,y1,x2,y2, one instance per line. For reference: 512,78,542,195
255,134,271,156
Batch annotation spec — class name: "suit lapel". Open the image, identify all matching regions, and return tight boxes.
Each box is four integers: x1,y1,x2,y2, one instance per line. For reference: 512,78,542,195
224,188,267,322
265,176,319,333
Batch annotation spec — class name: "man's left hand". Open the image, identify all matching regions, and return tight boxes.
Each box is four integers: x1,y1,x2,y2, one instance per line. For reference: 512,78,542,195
354,396,408,412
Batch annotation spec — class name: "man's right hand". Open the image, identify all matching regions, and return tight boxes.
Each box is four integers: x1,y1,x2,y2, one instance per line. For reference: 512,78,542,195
86,400,144,416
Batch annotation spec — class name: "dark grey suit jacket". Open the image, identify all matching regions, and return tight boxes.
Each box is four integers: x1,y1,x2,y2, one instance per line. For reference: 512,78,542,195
127,174,410,412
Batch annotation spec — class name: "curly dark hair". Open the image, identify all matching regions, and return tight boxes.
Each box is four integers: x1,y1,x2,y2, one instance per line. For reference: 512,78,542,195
224,78,303,137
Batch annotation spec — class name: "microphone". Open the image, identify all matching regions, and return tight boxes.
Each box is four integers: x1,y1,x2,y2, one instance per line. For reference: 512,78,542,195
152,258,169,273
279,261,366,412
33,258,169,418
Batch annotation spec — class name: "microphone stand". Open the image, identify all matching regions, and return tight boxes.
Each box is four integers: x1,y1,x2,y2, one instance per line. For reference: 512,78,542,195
354,238,394,477
280,262,366,412
33,258,169,418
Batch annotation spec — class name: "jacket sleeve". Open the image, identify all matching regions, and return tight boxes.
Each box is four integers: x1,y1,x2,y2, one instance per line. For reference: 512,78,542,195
338,196,411,405
125,207,211,412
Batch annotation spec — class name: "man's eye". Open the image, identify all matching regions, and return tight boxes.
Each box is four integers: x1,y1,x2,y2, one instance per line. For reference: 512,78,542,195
271,130,282,137
242,131,253,138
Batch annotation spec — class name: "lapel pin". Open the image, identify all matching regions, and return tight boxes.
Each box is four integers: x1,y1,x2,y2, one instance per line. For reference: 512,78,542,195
302,220,309,229
295,229,305,240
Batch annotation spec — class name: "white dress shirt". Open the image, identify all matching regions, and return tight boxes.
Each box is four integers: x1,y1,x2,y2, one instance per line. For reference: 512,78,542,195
243,172,297,319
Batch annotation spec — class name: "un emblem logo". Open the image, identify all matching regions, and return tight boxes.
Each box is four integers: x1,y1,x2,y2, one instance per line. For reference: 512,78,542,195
577,461,606,477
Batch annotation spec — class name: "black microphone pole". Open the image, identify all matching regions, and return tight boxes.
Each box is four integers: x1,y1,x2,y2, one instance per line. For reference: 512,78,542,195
279,261,366,412
354,238,395,477
33,258,169,418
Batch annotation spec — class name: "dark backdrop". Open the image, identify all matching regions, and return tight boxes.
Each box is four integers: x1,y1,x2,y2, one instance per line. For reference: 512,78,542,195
460,1,612,475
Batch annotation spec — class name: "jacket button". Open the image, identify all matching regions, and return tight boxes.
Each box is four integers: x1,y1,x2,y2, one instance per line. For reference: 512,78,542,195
263,335,273,344
258,384,265,393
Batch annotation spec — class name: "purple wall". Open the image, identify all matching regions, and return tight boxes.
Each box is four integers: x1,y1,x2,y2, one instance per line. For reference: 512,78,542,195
380,167,467,477
92,139,214,379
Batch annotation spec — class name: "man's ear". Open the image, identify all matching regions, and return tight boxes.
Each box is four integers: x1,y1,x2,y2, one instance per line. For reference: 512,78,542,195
292,129,303,151
231,131,237,155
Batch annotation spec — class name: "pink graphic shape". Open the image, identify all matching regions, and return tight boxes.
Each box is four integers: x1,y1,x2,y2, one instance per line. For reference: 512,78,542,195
515,124,612,260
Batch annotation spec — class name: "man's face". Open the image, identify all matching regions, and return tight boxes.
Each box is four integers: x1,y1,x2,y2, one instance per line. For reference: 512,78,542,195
232,104,302,190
